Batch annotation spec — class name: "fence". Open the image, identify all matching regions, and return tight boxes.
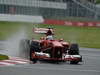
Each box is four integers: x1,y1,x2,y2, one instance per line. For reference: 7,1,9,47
0,0,100,20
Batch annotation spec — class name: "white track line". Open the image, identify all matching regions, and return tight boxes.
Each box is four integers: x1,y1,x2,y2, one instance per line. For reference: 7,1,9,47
2,60,29,64
0,57,30,66
0,61,15,66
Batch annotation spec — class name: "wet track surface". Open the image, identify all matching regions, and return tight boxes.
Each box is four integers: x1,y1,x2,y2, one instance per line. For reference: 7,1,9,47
0,42,100,75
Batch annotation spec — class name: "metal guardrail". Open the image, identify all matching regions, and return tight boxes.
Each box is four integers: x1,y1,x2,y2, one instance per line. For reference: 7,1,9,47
0,0,100,20
0,0,67,9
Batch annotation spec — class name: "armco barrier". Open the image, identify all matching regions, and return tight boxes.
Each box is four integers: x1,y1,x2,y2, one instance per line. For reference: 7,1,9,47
44,19,100,27
0,14,44,23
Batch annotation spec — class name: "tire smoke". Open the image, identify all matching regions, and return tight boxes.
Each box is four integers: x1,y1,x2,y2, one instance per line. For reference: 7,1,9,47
4,28,28,57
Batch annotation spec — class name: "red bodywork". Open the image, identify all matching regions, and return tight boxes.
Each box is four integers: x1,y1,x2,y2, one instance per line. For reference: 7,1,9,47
30,39,81,62
30,28,82,64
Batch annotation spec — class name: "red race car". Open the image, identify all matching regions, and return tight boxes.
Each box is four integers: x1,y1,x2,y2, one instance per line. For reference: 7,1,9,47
20,28,82,64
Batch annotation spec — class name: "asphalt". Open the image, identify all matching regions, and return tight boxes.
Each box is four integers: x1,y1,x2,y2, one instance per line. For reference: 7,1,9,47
0,42,100,75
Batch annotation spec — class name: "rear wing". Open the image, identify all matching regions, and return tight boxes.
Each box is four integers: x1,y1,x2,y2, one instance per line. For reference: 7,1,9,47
33,28,53,34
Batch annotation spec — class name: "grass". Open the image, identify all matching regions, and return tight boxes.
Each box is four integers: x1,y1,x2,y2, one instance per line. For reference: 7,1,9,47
96,0,100,4
0,21,100,48
0,54,9,60
0,21,32,40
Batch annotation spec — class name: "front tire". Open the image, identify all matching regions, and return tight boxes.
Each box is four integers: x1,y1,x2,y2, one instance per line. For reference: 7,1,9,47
29,41,40,63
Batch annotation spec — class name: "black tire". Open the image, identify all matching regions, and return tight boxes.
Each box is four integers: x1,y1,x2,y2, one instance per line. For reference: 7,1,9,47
69,43,79,55
70,61,79,64
29,41,40,62
30,41,40,52
30,51,37,63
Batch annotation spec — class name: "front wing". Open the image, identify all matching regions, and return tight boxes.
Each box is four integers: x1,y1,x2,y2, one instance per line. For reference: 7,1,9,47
31,52,82,62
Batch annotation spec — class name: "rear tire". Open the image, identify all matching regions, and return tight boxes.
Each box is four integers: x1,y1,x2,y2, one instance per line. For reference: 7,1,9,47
30,41,40,52
69,43,79,55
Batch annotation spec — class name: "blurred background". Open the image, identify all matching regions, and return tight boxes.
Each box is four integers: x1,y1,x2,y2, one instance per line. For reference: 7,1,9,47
0,0,100,21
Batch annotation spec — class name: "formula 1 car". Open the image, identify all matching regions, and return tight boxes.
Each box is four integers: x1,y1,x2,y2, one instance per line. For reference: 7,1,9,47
20,28,82,64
